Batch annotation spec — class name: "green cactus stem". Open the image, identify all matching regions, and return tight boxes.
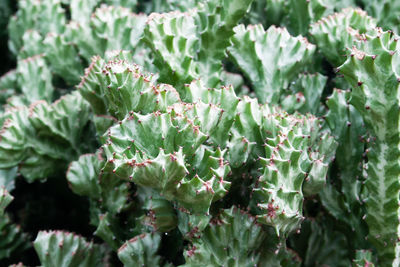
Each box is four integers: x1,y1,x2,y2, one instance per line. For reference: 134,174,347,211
338,29,400,266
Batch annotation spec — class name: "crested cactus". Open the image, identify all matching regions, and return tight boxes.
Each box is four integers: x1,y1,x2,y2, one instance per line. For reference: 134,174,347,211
33,230,105,266
3,0,400,266
0,0,11,38
0,70,17,108
90,5,147,54
0,213,30,260
69,0,100,24
285,0,331,36
182,207,267,267
228,24,316,103
0,92,94,181
16,55,54,103
361,0,400,34
0,167,16,192
253,111,336,234
42,33,84,85
78,53,180,119
144,0,254,90
102,110,231,216
0,188,30,260
310,7,377,67
66,152,130,215
137,187,178,232
8,0,66,55
18,30,44,60
118,232,163,266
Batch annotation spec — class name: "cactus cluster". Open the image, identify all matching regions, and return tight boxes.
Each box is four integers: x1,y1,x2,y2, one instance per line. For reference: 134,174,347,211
1,0,400,266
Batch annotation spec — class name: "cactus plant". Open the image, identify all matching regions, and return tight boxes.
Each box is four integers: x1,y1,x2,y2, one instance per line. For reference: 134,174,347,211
0,92,95,181
310,7,377,67
361,0,400,34
338,28,400,266
3,0,400,266
0,188,30,260
228,24,316,103
144,0,254,90
118,233,163,266
33,230,105,266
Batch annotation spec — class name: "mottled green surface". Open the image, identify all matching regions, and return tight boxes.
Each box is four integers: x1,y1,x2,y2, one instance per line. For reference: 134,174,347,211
2,0,400,266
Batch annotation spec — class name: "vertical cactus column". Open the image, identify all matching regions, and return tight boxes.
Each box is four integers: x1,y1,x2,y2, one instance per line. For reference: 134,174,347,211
339,29,400,266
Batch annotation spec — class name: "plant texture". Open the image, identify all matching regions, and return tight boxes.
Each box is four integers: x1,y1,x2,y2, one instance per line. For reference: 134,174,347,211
1,0,399,266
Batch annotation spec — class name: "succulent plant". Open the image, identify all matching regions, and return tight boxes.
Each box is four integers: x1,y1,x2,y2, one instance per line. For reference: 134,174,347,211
228,24,316,103
0,187,30,260
338,28,400,266
33,230,105,266
2,0,400,266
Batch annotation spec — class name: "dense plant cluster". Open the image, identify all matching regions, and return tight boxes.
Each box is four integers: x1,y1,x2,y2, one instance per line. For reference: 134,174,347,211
0,0,399,266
